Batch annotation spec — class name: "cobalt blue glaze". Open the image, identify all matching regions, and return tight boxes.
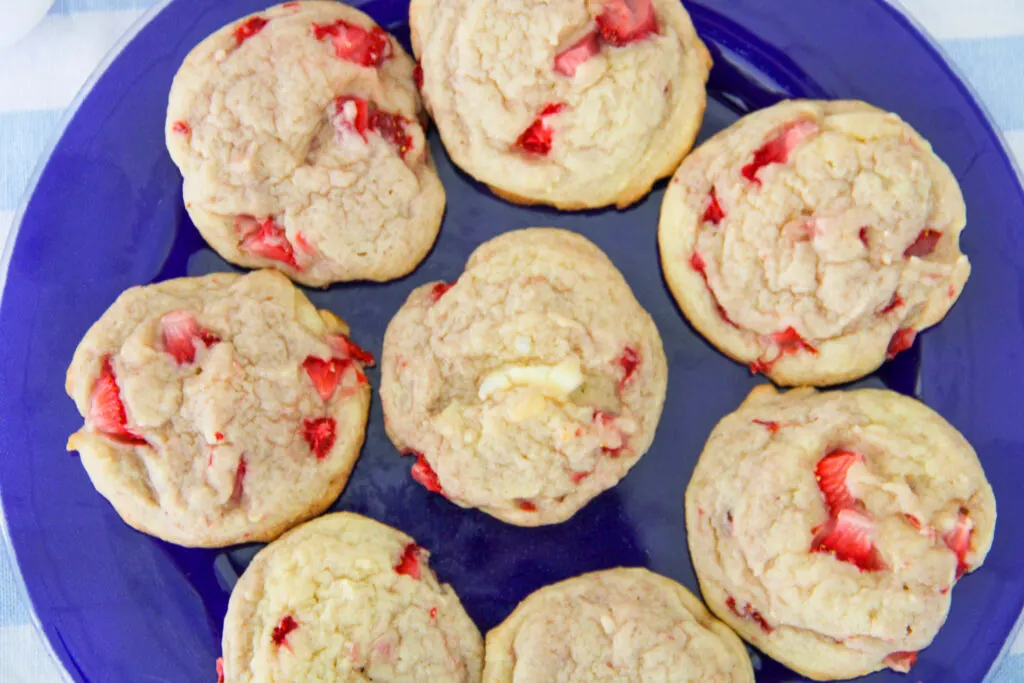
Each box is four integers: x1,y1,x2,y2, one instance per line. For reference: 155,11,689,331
0,0,1022,681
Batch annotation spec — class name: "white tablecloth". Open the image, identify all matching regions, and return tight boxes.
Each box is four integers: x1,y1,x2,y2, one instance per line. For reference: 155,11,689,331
0,0,1022,680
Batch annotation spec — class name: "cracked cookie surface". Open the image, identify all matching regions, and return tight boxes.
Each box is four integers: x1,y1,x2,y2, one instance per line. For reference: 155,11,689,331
166,1,444,287
483,567,754,682
220,512,483,683
409,0,711,209
685,385,996,680
65,270,372,546
380,228,667,526
659,100,970,386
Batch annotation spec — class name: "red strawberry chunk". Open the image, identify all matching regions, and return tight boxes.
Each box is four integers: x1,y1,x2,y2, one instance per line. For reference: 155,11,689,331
815,449,863,515
595,0,658,46
216,658,225,683
302,417,337,459
904,229,942,258
518,500,537,512
230,456,247,504
430,281,455,302
887,328,916,360
858,226,870,248
725,596,774,634
943,508,974,579
160,311,220,365
741,120,819,184
772,326,818,356
515,103,565,156
90,358,147,445
236,215,300,270
312,20,391,67
752,419,780,434
394,543,422,579
409,451,444,494
690,251,706,273
302,356,347,401
883,651,918,673
172,121,191,137
811,509,886,571
702,187,725,225
369,110,413,158
327,334,376,367
554,31,600,76
616,346,639,389
570,470,591,483
413,63,423,90
271,615,298,647
334,95,370,136
879,293,904,315
233,16,268,46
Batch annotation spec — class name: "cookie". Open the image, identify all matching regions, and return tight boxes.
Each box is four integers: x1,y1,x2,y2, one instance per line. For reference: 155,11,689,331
380,228,667,526
483,567,754,682
659,100,970,386
219,512,483,682
685,385,996,680
409,0,711,210
65,270,372,547
166,1,445,287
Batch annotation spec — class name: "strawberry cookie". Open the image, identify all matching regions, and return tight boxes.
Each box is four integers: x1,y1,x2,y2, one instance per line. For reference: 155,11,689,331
219,512,483,682
380,228,667,526
685,385,996,680
65,270,373,547
409,0,711,209
659,100,970,386
483,567,754,682
166,1,444,287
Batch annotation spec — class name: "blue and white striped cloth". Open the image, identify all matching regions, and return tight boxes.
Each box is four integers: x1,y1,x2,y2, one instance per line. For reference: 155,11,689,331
0,0,1022,681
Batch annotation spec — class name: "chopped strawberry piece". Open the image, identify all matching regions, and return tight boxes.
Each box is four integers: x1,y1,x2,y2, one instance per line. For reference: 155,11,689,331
570,470,591,483
394,543,422,579
271,615,298,647
518,500,537,511
884,651,918,673
616,346,639,389
752,419,780,433
943,508,974,579
172,121,191,137
748,358,773,375
595,0,658,46
741,120,819,184
369,110,413,158
230,456,247,504
303,356,348,401
815,449,863,515
858,226,870,248
302,417,337,459
89,358,147,445
236,215,300,269
430,281,455,302
413,63,423,90
327,334,376,367
515,103,565,156
429,606,438,620
811,509,886,571
887,328,916,360
702,187,725,225
215,432,225,441
409,451,444,494
554,31,600,76
234,16,268,46
312,20,391,67
216,658,225,683
594,410,627,457
772,327,818,356
334,95,370,136
879,293,904,315
293,231,315,255
690,251,706,273
725,596,774,634
160,311,219,365
904,229,942,258
905,513,922,530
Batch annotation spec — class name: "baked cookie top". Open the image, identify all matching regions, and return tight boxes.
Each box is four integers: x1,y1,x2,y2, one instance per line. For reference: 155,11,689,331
220,512,483,683
410,0,711,209
659,100,970,386
167,1,444,287
65,270,372,547
483,567,754,682
685,385,996,680
380,228,667,526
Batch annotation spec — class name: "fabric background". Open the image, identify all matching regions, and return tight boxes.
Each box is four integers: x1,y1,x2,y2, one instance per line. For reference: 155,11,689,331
0,0,1021,680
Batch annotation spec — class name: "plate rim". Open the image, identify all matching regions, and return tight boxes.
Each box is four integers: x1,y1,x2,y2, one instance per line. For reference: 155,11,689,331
0,0,1021,681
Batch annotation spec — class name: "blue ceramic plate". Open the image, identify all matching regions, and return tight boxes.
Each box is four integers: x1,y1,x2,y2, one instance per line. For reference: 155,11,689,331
1,1,1022,681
